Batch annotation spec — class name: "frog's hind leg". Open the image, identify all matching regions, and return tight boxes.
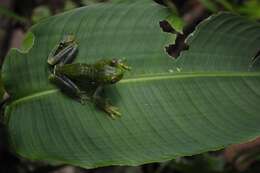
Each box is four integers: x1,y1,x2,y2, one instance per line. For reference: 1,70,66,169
61,44,78,65
93,86,121,119
49,74,90,104
48,43,78,66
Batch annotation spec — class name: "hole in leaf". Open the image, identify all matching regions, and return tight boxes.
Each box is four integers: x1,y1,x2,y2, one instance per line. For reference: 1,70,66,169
159,20,189,59
159,20,177,34
165,33,189,58
159,13,192,59
159,20,187,58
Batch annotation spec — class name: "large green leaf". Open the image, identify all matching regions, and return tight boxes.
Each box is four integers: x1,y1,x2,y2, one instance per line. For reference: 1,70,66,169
2,0,260,169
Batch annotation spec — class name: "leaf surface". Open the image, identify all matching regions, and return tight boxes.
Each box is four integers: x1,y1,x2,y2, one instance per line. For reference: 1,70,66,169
2,0,260,168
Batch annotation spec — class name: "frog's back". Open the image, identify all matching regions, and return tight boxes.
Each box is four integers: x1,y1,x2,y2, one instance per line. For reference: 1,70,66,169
56,63,97,80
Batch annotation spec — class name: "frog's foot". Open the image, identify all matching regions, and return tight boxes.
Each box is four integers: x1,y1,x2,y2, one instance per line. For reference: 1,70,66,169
93,86,121,119
103,105,121,119
78,93,90,105
48,74,56,81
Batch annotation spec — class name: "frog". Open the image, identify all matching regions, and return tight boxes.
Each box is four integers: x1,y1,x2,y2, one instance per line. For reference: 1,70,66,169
47,34,131,118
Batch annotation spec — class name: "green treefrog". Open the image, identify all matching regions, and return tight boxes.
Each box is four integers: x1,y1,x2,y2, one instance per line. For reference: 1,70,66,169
47,34,130,118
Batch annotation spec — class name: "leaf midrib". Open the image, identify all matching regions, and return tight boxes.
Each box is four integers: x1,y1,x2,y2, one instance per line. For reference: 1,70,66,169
9,71,260,107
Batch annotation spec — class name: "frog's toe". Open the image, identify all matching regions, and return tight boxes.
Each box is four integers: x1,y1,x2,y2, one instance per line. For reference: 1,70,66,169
79,99,86,105
105,106,122,119
48,74,55,81
78,94,90,105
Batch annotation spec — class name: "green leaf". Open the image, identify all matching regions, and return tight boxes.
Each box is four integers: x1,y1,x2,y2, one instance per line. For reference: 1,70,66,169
64,0,78,11
198,0,218,12
32,6,52,24
161,0,185,34
0,73,9,107
236,0,260,20
19,31,35,53
216,0,234,11
2,0,260,170
166,15,185,34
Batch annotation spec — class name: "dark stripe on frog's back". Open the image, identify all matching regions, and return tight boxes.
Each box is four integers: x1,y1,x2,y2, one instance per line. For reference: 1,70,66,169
55,63,97,81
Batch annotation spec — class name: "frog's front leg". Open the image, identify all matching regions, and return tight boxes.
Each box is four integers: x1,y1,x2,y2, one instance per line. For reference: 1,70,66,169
49,74,90,104
93,86,121,119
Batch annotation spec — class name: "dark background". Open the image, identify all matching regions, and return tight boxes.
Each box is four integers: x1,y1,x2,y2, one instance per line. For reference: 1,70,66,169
0,0,260,173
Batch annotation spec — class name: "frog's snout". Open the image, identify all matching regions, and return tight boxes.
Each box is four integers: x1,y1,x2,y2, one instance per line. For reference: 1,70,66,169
122,64,131,71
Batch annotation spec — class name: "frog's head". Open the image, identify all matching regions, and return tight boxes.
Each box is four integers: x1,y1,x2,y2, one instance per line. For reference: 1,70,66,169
103,59,131,84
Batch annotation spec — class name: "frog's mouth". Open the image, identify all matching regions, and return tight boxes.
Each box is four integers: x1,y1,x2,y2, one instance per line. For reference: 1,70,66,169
110,74,123,84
